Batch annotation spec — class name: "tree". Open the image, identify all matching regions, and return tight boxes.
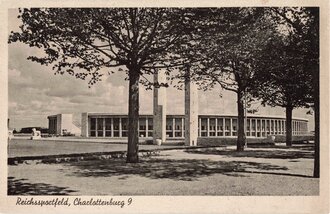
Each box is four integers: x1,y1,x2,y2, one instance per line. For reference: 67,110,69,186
9,8,193,163
251,31,312,147
252,7,319,177
174,8,272,151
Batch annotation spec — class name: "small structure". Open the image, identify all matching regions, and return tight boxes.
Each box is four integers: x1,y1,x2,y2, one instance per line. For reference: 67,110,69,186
48,114,81,136
30,128,41,140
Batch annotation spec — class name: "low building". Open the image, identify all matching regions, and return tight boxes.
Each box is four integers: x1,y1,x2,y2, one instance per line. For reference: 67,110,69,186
48,114,81,136
80,113,309,139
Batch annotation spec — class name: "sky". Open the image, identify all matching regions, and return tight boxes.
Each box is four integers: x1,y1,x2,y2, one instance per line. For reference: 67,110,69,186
7,9,315,131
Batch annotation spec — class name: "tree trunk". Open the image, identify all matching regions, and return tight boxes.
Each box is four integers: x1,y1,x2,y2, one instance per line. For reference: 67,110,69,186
285,105,293,146
313,98,319,178
237,88,246,152
310,7,320,178
126,69,140,163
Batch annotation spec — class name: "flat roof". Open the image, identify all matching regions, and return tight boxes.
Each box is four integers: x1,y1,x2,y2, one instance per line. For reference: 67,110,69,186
84,112,308,121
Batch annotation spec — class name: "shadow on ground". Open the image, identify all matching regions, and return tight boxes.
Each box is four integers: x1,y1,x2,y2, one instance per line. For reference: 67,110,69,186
62,157,312,181
185,146,314,159
8,176,77,195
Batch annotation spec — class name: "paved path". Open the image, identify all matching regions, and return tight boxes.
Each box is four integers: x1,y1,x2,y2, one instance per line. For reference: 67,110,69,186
8,146,318,196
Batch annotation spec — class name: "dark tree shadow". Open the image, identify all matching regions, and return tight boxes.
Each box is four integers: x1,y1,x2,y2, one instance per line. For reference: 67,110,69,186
8,176,77,195
62,158,305,181
185,147,314,159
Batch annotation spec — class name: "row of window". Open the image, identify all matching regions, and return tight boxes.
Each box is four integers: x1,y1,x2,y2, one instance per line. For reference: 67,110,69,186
88,116,308,138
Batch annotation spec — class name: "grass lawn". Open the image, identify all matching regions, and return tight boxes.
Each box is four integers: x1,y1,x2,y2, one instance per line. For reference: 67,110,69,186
8,144,318,195
8,138,182,158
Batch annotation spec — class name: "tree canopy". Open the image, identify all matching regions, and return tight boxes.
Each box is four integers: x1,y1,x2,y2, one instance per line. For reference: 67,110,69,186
9,8,198,162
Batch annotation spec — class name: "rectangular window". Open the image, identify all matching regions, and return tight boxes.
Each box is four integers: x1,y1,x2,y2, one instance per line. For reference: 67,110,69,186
97,118,103,130
90,131,96,137
97,118,104,137
175,132,182,137
105,118,111,130
139,131,146,137
113,118,119,130
166,132,172,137
105,131,111,137
122,118,128,130
90,118,96,130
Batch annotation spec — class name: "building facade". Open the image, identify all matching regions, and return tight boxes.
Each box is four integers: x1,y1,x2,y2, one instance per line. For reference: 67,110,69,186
48,114,81,136
80,113,309,139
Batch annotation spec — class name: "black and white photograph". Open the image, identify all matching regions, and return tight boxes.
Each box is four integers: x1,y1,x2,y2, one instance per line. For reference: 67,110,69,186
1,2,329,214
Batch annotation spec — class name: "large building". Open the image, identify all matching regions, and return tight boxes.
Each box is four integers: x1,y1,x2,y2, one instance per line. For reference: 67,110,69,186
48,71,310,144
80,113,309,139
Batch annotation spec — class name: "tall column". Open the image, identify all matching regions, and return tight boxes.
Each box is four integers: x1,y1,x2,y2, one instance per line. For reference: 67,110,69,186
111,118,114,137
153,70,167,143
172,118,175,138
198,117,201,137
95,118,98,137
184,72,198,146
255,119,258,137
103,118,105,137
215,118,218,137
223,118,226,136
181,118,184,137
249,119,252,137
119,118,122,137
230,118,233,136
207,118,210,137
145,118,149,137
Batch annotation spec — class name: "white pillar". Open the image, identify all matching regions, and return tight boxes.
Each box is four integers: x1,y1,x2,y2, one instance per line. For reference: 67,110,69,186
184,72,198,146
249,119,252,137
172,118,175,138
230,118,233,136
111,118,114,137
95,118,98,137
181,118,184,137
146,117,149,137
255,119,258,137
103,118,105,137
215,118,218,137
153,70,167,143
198,117,201,137
119,118,122,137
207,118,210,137
223,118,226,136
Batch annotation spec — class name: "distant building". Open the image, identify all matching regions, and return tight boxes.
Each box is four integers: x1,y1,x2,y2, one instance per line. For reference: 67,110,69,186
47,114,81,136
20,127,48,134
